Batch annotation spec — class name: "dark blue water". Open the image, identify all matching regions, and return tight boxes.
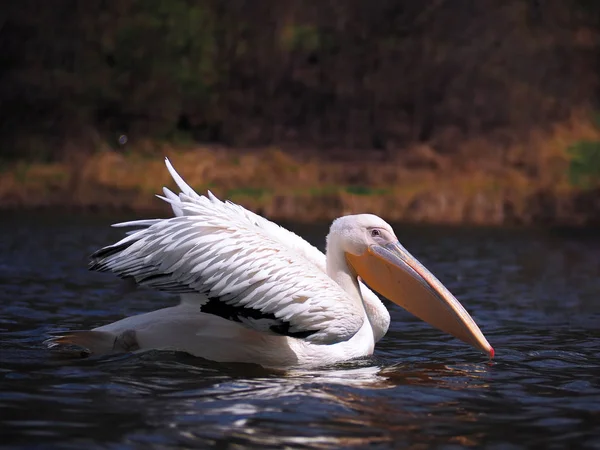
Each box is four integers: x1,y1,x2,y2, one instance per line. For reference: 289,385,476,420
1,213,600,449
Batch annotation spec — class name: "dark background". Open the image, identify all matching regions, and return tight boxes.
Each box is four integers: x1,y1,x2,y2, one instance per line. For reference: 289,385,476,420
2,0,598,161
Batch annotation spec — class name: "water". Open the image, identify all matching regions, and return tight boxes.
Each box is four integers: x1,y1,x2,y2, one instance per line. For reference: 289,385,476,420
1,213,600,449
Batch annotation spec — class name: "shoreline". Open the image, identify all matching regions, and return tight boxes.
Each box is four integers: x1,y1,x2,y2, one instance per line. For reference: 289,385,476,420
1,148,599,227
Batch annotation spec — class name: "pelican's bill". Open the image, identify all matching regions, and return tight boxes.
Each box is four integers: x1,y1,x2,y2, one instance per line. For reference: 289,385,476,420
346,242,494,358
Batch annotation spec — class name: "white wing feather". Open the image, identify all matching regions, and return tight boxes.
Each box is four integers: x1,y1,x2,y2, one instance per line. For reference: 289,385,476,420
109,158,389,342
160,158,328,269
91,194,365,345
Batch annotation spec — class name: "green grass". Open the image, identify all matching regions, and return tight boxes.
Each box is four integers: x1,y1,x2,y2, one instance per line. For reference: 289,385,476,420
344,185,390,196
14,163,29,183
567,140,600,188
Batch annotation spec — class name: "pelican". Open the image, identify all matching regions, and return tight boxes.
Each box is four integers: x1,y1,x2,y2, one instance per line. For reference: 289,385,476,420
46,158,494,368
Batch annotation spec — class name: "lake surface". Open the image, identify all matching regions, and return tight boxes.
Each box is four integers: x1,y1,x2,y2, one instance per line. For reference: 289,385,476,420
1,212,600,449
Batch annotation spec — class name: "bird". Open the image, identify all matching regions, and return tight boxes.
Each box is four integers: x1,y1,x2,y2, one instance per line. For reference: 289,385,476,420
46,158,494,368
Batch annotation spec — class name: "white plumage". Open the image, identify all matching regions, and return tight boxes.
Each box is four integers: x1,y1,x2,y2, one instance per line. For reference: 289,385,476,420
46,158,494,368
93,213,365,344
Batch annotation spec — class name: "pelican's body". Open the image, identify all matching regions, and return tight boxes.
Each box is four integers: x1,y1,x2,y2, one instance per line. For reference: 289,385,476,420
47,159,493,368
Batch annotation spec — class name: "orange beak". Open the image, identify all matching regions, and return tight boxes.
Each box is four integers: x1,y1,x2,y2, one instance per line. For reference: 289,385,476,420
346,242,494,358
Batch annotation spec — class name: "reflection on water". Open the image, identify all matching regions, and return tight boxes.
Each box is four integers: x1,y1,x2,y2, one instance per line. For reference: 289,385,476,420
1,213,600,448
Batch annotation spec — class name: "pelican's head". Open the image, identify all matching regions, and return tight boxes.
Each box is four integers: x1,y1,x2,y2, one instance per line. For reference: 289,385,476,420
329,214,494,358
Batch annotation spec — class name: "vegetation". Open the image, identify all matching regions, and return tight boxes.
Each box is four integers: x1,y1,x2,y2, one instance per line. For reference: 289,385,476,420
2,1,599,160
568,141,600,188
1,134,599,226
2,1,600,225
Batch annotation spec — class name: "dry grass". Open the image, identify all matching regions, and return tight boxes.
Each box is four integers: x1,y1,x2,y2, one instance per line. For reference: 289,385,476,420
2,114,600,226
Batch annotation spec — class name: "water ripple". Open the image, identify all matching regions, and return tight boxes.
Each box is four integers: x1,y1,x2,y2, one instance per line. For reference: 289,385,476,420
1,215,600,448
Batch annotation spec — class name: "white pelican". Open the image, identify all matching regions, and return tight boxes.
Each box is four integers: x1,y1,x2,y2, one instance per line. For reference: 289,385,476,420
47,158,494,368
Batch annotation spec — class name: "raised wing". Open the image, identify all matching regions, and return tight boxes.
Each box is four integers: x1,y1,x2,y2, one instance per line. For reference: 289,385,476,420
90,194,365,345
160,159,390,341
160,158,327,270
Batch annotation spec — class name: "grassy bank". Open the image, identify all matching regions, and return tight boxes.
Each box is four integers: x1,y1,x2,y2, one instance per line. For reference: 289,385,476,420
2,117,600,226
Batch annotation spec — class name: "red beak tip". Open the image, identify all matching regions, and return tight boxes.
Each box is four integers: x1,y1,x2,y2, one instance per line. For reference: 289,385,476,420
489,347,495,359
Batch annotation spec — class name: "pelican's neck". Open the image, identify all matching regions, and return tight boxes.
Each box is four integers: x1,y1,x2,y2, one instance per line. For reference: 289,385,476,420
325,236,363,307
325,231,389,342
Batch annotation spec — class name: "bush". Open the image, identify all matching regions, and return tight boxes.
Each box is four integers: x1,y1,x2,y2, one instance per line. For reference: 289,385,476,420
567,140,600,188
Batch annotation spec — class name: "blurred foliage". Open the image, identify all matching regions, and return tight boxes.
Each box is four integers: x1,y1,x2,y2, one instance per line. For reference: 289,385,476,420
280,24,322,52
567,111,600,187
0,0,599,161
568,141,600,188
345,186,389,196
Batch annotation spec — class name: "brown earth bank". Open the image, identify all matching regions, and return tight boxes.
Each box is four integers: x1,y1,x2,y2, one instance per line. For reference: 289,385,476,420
2,134,600,228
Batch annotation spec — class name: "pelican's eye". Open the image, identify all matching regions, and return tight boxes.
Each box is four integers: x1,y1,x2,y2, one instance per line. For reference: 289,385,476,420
370,229,381,237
